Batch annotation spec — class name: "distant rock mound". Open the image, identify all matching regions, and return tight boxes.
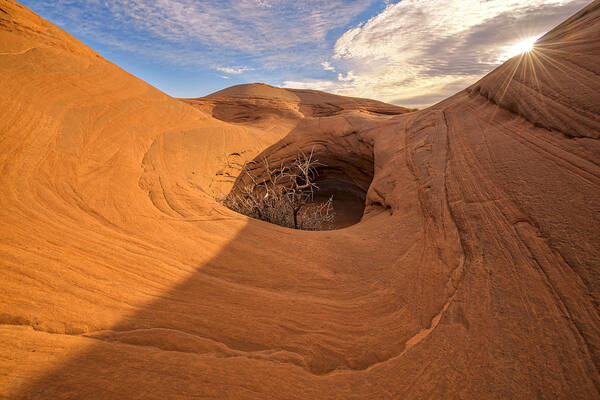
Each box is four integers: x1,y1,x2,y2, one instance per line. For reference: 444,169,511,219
184,83,409,124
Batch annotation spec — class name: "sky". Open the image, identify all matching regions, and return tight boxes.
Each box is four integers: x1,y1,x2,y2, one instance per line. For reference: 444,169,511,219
21,0,590,108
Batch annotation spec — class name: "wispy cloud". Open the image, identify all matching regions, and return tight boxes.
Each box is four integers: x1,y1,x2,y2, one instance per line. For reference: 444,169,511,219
216,66,253,75
289,0,589,108
22,0,589,103
282,79,341,92
24,0,377,69
321,61,336,72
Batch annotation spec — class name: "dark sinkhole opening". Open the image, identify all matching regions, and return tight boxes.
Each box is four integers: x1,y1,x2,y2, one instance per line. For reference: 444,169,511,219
222,139,375,230
310,171,369,229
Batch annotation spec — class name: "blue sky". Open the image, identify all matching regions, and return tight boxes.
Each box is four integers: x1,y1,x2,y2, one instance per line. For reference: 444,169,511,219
21,0,590,108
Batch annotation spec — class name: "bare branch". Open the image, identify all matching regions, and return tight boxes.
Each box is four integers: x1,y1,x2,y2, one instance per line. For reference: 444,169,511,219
221,148,335,230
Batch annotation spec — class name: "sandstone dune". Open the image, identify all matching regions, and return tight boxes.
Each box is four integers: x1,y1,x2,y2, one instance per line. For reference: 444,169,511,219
1,0,599,398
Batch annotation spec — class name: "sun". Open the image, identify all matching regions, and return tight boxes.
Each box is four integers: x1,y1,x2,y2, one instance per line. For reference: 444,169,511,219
505,36,539,58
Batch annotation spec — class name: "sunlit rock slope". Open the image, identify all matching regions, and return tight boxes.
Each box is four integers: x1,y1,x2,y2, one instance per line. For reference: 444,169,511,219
1,0,599,398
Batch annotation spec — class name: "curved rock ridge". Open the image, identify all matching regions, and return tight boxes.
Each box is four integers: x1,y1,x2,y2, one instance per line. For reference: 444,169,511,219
0,0,599,398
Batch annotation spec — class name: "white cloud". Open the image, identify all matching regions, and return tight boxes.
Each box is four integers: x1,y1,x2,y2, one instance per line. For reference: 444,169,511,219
337,71,355,82
282,79,341,92
293,0,589,108
216,66,253,75
255,0,272,8
321,61,336,72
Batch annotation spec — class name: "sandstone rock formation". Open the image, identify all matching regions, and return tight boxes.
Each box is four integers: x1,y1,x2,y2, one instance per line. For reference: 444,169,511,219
1,0,599,398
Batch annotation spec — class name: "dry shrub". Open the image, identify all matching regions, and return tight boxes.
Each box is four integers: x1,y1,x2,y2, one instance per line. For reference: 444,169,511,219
222,148,335,230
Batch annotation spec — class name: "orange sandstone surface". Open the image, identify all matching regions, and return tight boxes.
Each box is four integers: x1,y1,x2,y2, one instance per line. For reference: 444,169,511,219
1,0,599,398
